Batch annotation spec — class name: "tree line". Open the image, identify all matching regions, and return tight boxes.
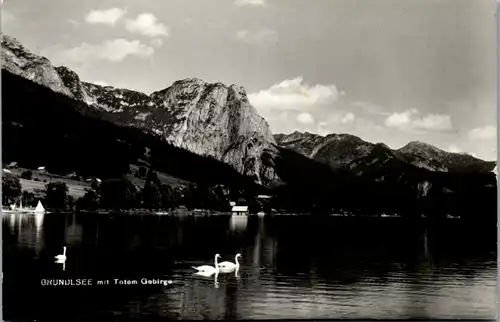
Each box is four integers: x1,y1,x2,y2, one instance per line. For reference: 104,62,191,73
2,169,242,213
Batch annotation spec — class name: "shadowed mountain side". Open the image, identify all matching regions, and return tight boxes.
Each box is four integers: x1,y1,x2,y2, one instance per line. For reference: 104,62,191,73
2,70,263,194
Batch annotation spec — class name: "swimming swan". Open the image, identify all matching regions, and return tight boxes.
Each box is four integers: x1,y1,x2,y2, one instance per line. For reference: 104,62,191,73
218,253,241,271
55,246,67,261
192,254,221,275
55,259,66,271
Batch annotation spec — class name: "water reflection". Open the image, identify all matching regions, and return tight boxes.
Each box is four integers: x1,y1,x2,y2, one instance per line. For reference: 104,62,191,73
8,213,16,234
229,214,248,233
194,271,220,288
34,213,45,255
66,213,83,245
4,212,46,256
2,213,497,321
251,215,276,269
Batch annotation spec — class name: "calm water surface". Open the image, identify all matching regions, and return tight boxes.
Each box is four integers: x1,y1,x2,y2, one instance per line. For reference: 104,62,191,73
2,212,497,320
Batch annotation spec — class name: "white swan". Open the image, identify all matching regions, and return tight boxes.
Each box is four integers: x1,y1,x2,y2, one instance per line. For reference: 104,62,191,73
192,254,221,275
55,246,67,261
235,268,240,279
55,259,66,271
218,253,241,271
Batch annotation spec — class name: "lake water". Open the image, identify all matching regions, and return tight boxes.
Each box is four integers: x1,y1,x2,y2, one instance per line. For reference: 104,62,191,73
2,212,498,320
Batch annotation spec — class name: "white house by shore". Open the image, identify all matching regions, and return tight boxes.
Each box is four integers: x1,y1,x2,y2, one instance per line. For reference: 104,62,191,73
231,205,248,215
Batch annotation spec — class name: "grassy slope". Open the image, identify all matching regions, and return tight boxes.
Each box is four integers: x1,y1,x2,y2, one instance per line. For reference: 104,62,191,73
7,167,90,198
8,165,193,199
128,164,192,187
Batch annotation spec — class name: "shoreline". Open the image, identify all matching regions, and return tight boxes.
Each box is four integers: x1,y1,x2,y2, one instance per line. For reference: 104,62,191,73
4,208,468,221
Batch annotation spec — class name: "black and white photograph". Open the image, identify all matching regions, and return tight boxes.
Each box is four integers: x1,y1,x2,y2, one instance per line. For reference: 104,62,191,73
1,0,498,320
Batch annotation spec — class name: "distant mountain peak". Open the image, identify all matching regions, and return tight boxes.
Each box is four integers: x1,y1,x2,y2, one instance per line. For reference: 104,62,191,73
324,132,364,142
171,77,206,87
276,131,496,174
2,34,22,48
401,140,440,151
1,34,74,97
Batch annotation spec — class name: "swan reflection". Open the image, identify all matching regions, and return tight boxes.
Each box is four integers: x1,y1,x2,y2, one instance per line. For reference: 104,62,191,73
194,270,219,288
55,258,66,271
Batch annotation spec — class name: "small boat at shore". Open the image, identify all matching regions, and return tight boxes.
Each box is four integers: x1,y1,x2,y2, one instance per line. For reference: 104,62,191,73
33,200,46,213
2,200,47,214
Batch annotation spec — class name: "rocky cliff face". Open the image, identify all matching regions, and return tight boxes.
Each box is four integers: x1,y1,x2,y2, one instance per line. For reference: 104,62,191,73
148,79,278,185
1,34,278,185
1,35,73,97
275,131,496,173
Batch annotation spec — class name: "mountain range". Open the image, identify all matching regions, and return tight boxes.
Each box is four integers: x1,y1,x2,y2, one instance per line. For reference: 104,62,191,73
274,131,496,174
1,34,497,219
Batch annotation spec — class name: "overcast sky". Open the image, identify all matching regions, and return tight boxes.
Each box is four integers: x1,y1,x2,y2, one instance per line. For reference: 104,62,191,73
2,0,497,160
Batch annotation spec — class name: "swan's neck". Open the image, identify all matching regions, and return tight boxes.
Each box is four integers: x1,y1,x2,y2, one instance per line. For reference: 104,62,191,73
214,256,219,268
63,248,66,256
235,256,240,266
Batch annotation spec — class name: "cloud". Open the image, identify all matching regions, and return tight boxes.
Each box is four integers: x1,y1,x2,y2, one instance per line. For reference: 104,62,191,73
125,13,169,37
235,29,277,45
234,0,266,7
248,77,342,111
468,125,496,140
67,19,80,27
318,112,357,126
447,144,477,157
351,101,389,116
150,38,164,48
2,9,16,25
41,39,154,64
341,112,356,124
384,108,452,132
447,144,462,153
92,80,110,87
296,112,315,125
85,8,126,25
